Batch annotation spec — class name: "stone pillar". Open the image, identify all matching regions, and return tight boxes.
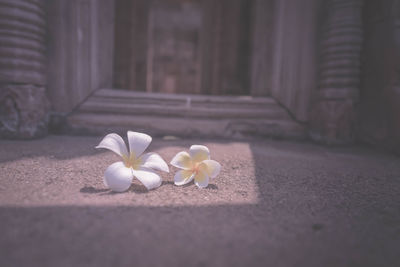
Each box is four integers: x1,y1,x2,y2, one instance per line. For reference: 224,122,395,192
270,0,320,122
46,0,114,113
0,0,49,138
310,0,363,144
249,0,274,97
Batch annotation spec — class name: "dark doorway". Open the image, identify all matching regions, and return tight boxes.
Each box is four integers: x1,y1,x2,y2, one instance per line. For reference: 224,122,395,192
113,0,252,95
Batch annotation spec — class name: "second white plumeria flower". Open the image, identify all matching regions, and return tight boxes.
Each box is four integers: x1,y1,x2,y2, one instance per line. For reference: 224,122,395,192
170,145,221,188
96,131,169,192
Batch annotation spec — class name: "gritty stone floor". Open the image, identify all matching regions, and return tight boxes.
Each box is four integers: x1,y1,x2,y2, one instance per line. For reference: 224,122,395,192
0,135,399,267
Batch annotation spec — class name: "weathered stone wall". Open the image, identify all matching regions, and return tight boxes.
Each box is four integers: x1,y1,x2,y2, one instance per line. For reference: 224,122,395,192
310,0,363,144
46,0,114,113
249,0,274,97
270,0,320,122
113,0,149,92
201,0,251,96
0,0,49,138
359,0,400,152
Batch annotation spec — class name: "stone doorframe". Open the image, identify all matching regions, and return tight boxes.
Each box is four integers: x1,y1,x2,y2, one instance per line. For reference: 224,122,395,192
44,1,278,116
45,0,276,116
44,0,319,119
0,0,364,144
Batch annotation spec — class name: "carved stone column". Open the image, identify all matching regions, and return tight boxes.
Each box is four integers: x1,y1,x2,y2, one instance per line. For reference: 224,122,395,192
310,0,363,144
0,0,49,138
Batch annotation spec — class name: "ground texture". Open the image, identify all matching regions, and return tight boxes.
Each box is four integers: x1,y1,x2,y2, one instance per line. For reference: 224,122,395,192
0,135,399,267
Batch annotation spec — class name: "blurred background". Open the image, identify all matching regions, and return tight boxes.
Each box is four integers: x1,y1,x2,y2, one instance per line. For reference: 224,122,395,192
0,0,399,152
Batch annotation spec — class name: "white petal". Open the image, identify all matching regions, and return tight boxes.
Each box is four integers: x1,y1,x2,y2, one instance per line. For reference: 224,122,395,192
170,151,192,170
174,170,195,186
132,167,162,190
140,152,169,173
199,160,221,179
96,133,128,158
194,171,209,188
127,131,152,158
104,162,133,192
189,145,210,163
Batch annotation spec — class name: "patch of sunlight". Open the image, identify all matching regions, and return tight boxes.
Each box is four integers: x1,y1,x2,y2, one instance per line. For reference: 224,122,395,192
0,141,260,207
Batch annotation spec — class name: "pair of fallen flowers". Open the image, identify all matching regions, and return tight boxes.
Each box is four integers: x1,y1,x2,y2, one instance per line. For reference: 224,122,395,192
96,131,221,192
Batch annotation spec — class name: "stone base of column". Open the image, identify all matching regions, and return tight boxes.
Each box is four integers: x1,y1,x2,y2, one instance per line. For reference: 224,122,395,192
0,85,49,139
309,100,356,145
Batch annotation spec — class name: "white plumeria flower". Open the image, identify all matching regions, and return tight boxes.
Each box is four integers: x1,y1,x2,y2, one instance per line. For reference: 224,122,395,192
170,145,221,188
96,131,169,192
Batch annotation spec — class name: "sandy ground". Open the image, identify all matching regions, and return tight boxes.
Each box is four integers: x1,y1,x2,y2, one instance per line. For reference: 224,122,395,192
0,135,399,267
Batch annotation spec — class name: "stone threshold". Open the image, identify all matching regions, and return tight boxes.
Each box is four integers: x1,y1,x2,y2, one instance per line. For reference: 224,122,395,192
66,89,306,139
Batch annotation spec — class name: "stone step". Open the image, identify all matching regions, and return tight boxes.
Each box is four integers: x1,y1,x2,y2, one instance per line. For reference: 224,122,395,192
67,113,306,139
80,100,290,120
94,88,277,109
68,89,306,139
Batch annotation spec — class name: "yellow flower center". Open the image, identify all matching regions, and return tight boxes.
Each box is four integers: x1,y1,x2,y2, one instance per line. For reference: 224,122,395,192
122,153,142,170
192,162,201,174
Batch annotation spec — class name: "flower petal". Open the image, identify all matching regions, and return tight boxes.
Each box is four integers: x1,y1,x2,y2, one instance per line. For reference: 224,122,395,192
194,171,209,188
199,160,221,179
96,133,128,158
127,131,152,158
189,145,210,163
140,152,169,173
132,167,162,190
174,169,195,186
104,162,133,192
170,151,192,170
